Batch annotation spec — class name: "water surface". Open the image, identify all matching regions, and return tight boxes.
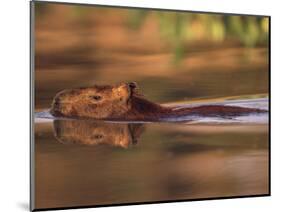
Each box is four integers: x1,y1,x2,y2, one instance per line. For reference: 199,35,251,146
34,103,269,209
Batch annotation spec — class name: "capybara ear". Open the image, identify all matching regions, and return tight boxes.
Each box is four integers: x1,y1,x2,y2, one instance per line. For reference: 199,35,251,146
128,82,138,90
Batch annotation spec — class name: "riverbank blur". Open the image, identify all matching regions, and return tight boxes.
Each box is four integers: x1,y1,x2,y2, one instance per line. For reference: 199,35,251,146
34,3,269,109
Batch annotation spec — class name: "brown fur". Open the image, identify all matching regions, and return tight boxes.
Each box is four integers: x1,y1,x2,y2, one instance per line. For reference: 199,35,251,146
50,82,266,121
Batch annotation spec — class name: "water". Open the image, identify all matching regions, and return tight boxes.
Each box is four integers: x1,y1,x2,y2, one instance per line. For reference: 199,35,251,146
34,98,269,208
33,4,269,209
34,116,268,209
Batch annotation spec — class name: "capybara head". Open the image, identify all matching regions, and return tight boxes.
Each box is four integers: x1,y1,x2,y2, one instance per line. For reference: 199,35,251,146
50,82,138,119
53,119,144,148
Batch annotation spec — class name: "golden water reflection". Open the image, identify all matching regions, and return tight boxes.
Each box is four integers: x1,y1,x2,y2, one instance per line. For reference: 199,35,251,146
35,120,268,209
53,119,144,148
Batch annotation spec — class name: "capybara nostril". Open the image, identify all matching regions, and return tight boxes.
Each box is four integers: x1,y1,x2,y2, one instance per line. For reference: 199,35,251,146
54,101,59,106
54,99,60,108
53,98,61,106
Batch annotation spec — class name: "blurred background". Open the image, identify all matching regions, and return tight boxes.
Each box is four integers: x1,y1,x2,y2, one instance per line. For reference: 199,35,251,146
34,2,269,110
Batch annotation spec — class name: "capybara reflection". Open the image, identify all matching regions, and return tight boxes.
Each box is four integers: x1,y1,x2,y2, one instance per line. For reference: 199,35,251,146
53,119,144,148
50,82,266,121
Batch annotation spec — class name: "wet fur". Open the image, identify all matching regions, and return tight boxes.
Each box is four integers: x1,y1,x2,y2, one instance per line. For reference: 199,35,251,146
122,95,265,121
50,83,266,121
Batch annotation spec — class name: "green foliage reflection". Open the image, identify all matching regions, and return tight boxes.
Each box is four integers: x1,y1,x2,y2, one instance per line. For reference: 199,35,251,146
128,11,269,63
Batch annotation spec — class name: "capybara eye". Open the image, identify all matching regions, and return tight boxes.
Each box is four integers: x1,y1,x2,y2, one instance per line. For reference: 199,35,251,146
93,134,103,139
89,95,102,101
